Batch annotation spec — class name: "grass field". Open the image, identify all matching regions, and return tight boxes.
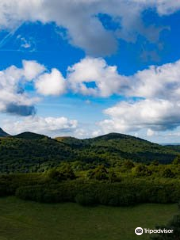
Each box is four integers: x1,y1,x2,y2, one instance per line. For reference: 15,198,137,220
0,197,178,240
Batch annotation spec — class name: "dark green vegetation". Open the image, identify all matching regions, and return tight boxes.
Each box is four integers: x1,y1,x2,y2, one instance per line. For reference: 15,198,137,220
0,131,179,173
1,164,180,207
15,131,47,140
151,213,180,240
1,131,180,239
0,197,178,240
1,131,180,207
0,128,9,137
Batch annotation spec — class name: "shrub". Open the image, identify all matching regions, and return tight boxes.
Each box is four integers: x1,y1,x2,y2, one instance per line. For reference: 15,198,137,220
108,170,119,183
47,164,76,181
173,155,180,165
132,164,152,176
87,165,108,180
162,168,175,178
151,160,159,166
75,192,96,206
16,184,67,203
123,160,135,169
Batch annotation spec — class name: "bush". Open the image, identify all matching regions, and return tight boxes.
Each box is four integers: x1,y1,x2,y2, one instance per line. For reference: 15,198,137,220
162,168,175,178
132,164,152,176
108,170,119,183
75,192,96,206
16,184,68,203
151,160,159,166
87,165,108,180
123,160,135,169
1,172,179,207
173,155,180,165
47,164,76,181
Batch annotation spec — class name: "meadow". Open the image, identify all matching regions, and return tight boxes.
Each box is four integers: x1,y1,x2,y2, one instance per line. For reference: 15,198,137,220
0,197,178,240
1,133,180,239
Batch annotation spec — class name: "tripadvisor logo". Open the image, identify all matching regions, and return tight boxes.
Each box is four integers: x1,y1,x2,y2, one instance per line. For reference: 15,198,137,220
135,227,173,235
135,227,143,235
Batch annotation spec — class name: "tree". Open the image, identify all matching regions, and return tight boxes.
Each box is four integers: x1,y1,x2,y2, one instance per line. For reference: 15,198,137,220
173,155,180,165
151,160,159,166
162,168,175,178
87,165,108,180
132,164,152,177
123,160,135,169
47,164,76,181
108,169,119,182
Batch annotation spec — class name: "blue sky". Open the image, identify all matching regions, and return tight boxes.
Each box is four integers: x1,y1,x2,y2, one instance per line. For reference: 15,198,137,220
1,1,180,143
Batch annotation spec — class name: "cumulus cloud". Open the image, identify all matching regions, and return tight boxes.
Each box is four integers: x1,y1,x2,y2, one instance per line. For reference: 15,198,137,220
0,61,42,116
130,60,180,100
67,57,180,134
0,60,67,116
22,60,45,80
0,0,118,55
61,56,180,134
3,116,78,136
0,0,179,55
2,57,180,136
151,0,180,15
99,99,180,133
4,57,177,134
67,57,128,97
66,57,180,100
35,69,66,96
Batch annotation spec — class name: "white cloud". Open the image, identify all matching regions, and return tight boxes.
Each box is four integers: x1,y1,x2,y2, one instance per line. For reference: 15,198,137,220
0,0,179,55
3,116,78,136
67,57,180,100
2,56,180,137
151,0,180,15
67,57,128,97
0,0,118,55
130,60,180,100
22,60,45,81
0,62,41,116
99,99,180,134
147,129,155,137
66,57,180,136
35,68,66,96
0,60,67,116
2,57,180,134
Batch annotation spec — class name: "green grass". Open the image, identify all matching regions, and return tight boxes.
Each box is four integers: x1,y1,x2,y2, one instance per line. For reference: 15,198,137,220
0,197,178,240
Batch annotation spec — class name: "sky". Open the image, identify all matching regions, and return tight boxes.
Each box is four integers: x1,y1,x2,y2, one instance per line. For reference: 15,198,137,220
1,1,180,143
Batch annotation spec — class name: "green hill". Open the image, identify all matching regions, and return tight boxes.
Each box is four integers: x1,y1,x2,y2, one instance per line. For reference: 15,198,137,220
165,144,180,153
0,130,178,173
0,128,9,137
56,132,177,164
55,136,85,146
85,132,176,162
15,132,48,140
0,135,74,173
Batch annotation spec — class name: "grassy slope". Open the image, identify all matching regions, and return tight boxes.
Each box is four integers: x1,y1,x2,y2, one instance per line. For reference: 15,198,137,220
0,132,179,173
0,197,178,240
57,133,178,163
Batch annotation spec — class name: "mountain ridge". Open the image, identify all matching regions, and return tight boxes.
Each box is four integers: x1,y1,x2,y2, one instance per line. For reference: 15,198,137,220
0,128,179,146
0,128,10,137
14,132,48,140
0,129,179,173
